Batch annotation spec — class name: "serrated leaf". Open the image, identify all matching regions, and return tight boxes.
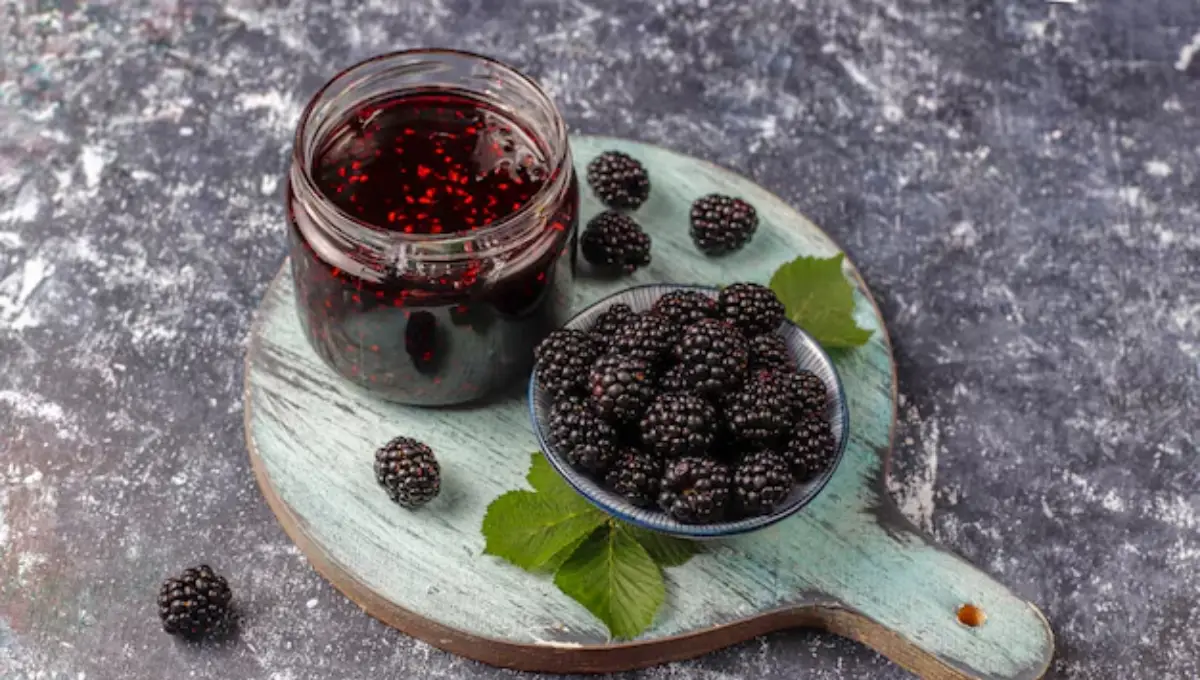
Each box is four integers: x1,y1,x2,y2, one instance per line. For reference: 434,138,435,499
769,253,873,349
526,452,564,494
482,490,607,571
620,525,701,567
554,525,665,639
543,526,602,572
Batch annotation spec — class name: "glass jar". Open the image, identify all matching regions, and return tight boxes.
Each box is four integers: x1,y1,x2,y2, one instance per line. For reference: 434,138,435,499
287,50,578,405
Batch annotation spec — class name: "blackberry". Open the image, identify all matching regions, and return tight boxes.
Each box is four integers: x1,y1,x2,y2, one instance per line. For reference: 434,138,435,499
672,318,748,396
604,449,664,507
790,370,829,418
658,456,731,524
783,416,836,482
722,371,794,446
158,565,233,638
689,194,758,255
374,436,441,508
586,150,651,210
641,392,717,458
581,211,652,274
733,450,795,517
589,353,656,424
718,282,785,336
548,396,619,473
534,329,599,396
748,333,794,373
610,312,678,364
652,290,717,328
658,364,690,394
589,303,637,351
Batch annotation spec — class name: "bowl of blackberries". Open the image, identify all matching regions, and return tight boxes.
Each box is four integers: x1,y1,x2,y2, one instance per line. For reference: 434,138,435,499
529,282,848,538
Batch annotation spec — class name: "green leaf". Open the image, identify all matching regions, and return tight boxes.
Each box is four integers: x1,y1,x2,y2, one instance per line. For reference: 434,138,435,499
482,490,607,571
526,452,564,494
543,526,602,572
769,253,873,349
554,525,665,639
619,525,701,567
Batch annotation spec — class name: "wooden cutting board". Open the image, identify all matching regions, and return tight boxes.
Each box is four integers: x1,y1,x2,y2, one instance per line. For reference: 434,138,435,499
244,136,1053,678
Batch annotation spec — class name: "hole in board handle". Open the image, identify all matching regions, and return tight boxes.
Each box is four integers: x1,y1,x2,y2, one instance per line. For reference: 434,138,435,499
957,603,986,627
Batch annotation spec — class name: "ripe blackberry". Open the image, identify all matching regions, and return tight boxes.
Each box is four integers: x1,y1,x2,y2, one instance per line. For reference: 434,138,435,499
718,283,785,336
610,312,678,364
790,369,829,418
586,150,651,210
722,371,794,445
589,303,637,351
652,290,717,328
641,392,717,458
783,416,836,482
658,364,689,394
581,211,652,274
589,353,656,424
534,329,599,396
748,333,794,373
605,449,664,507
158,565,233,638
374,436,441,508
672,318,748,396
658,456,731,524
689,194,758,255
733,449,795,517
548,396,619,473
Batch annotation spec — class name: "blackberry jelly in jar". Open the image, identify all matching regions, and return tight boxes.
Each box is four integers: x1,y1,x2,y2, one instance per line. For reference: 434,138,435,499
287,50,578,405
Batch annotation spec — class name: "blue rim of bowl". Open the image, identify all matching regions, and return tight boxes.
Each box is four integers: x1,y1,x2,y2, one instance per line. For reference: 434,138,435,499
527,283,851,538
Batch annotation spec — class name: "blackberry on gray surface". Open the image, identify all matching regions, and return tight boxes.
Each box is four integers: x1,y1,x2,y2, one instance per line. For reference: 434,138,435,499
589,303,637,351
549,396,620,473
689,194,758,255
534,329,599,396
658,456,732,524
581,211,652,274
672,318,748,396
641,392,717,459
652,290,717,328
587,150,651,210
605,449,664,507
790,369,829,418
783,416,836,482
158,564,233,638
610,312,678,364
374,436,441,508
733,449,795,517
717,283,785,337
748,333,794,372
589,353,656,424
722,371,794,446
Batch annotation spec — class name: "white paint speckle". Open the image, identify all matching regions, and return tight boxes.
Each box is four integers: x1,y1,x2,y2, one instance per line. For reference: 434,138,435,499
170,473,188,486
949,221,979,249
261,174,279,196
1144,160,1172,178
0,231,22,248
0,182,41,223
305,598,318,609
0,256,55,330
1175,31,1200,71
79,144,111,189
22,469,43,486
179,126,194,136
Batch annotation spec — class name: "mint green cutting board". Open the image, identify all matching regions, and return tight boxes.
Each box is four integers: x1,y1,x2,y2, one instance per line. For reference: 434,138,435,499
244,136,1053,678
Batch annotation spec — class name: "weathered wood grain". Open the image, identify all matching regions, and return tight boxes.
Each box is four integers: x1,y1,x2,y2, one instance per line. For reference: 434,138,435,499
244,136,1053,678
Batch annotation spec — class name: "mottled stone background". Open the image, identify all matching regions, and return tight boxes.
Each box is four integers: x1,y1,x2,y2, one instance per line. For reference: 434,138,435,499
1,0,1198,678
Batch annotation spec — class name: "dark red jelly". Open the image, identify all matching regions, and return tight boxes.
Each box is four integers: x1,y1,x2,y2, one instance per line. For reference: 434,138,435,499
287,54,577,405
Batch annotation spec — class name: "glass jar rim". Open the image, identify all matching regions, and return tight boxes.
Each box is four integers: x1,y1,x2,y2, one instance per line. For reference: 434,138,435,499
290,48,571,249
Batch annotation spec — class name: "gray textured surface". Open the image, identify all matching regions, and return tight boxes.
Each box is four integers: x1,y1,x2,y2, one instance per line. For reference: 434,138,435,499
0,0,1197,678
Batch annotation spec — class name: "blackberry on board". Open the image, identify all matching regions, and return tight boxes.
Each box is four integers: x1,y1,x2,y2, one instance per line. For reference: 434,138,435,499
718,283,785,337
610,312,679,364
589,353,656,424
589,303,637,351
534,329,599,396
605,449,664,507
748,333,794,373
158,565,233,638
658,456,732,524
641,392,718,459
652,290,717,328
733,449,795,517
722,371,795,446
689,194,758,255
783,416,836,482
587,150,651,210
374,436,441,508
548,396,620,473
672,318,749,396
580,211,652,274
